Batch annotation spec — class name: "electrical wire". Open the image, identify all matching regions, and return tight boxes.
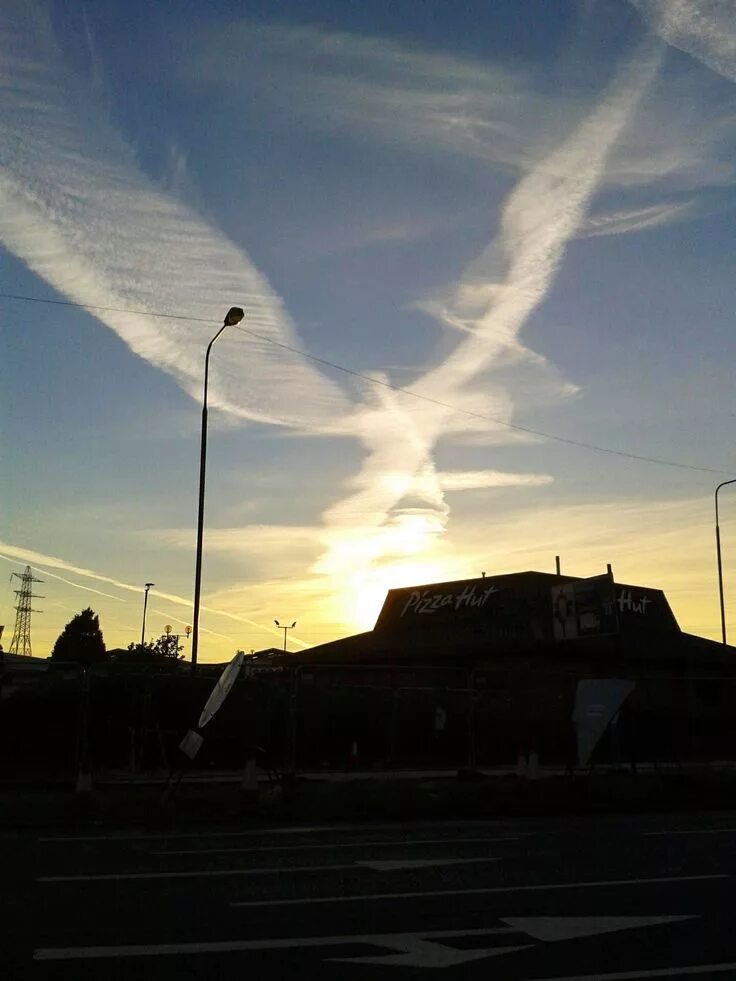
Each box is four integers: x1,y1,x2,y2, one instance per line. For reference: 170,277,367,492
2,289,733,476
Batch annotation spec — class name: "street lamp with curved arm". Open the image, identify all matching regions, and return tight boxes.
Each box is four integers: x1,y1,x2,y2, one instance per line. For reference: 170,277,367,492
191,306,245,674
141,582,155,646
715,478,736,645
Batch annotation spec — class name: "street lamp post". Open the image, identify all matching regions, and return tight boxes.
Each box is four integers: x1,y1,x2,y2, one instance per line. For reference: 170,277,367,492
141,582,154,646
274,619,296,653
191,307,245,675
715,479,736,645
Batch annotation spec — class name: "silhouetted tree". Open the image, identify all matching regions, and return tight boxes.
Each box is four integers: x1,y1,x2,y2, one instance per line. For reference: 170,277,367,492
115,635,184,662
50,608,107,665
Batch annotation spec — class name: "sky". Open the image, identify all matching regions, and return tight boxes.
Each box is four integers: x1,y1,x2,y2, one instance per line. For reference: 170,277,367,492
2,0,736,660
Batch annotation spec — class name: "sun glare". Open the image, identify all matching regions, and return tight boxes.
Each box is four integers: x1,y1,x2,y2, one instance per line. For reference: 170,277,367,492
344,559,452,633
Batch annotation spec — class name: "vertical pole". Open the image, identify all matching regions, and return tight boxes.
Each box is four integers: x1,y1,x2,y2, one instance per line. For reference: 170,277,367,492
76,667,92,793
715,480,736,646
287,666,298,778
555,555,561,575
141,585,151,647
191,398,209,675
717,518,727,645
388,688,399,766
191,323,228,676
466,670,477,772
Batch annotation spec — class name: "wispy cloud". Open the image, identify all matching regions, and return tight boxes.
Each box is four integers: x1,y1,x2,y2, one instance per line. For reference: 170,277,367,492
631,0,736,83
194,21,538,171
195,18,734,194
439,470,553,491
0,1,350,432
5,8,724,651
581,199,695,236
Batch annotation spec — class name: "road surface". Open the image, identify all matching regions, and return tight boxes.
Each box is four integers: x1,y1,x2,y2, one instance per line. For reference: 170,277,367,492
5,811,736,978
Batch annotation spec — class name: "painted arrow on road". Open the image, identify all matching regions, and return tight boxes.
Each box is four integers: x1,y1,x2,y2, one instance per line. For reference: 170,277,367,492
328,916,698,969
503,915,697,942
329,936,531,968
34,915,700,967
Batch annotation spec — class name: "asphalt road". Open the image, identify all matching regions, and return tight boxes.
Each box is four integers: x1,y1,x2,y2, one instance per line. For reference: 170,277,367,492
6,811,736,979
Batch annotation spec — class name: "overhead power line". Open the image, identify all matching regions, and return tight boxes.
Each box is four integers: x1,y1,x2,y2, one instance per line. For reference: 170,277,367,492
2,289,733,476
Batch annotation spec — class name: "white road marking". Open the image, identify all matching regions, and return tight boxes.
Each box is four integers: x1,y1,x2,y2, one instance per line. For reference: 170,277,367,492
40,820,515,844
644,828,736,837
503,915,697,942
527,964,736,980
356,857,499,872
151,835,518,856
38,856,499,883
328,939,531,968
39,827,380,843
34,925,520,961
231,873,727,907
31,917,704,967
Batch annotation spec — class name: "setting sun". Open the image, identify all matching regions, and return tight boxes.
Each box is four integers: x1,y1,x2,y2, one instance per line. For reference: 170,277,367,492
341,559,454,633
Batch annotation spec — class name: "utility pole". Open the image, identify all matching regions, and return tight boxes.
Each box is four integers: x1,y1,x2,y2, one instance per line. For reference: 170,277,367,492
191,307,245,676
715,479,736,644
141,582,155,647
9,566,44,657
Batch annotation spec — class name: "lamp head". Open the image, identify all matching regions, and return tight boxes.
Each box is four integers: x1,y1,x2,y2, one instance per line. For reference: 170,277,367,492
291,621,296,628
274,619,280,626
224,307,245,326
145,582,155,589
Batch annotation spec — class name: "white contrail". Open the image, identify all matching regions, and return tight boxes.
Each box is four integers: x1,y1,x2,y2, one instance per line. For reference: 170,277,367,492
0,0,350,432
631,0,736,83
0,555,124,602
0,9,664,631
0,546,310,649
581,200,694,237
317,45,662,582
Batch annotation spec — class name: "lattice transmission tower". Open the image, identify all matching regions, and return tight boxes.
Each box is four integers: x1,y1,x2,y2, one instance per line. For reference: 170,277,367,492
9,566,44,657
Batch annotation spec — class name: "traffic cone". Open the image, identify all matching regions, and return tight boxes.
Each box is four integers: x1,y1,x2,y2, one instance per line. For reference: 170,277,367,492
349,741,359,767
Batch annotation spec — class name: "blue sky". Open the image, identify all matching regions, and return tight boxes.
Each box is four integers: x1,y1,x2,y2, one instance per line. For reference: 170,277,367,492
2,0,736,658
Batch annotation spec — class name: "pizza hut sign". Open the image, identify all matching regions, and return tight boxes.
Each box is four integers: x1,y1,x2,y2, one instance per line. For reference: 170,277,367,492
400,583,499,617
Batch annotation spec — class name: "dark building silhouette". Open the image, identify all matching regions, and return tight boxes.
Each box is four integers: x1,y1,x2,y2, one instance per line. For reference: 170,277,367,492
303,570,734,675
297,571,736,768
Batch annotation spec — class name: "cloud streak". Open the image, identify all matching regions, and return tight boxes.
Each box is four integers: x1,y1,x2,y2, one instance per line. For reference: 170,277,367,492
581,199,695,237
0,1,350,432
6,9,715,650
0,543,310,649
310,43,661,605
631,0,736,83
439,470,553,491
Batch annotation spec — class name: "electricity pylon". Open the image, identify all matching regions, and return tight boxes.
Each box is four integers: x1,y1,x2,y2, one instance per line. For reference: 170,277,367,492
9,566,44,657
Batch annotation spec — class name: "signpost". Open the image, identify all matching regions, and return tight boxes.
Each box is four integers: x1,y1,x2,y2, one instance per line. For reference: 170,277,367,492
163,652,245,801
196,651,244,730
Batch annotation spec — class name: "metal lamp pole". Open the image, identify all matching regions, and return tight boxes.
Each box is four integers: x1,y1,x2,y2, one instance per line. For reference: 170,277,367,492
715,479,736,645
141,582,154,646
274,620,296,653
191,307,245,675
